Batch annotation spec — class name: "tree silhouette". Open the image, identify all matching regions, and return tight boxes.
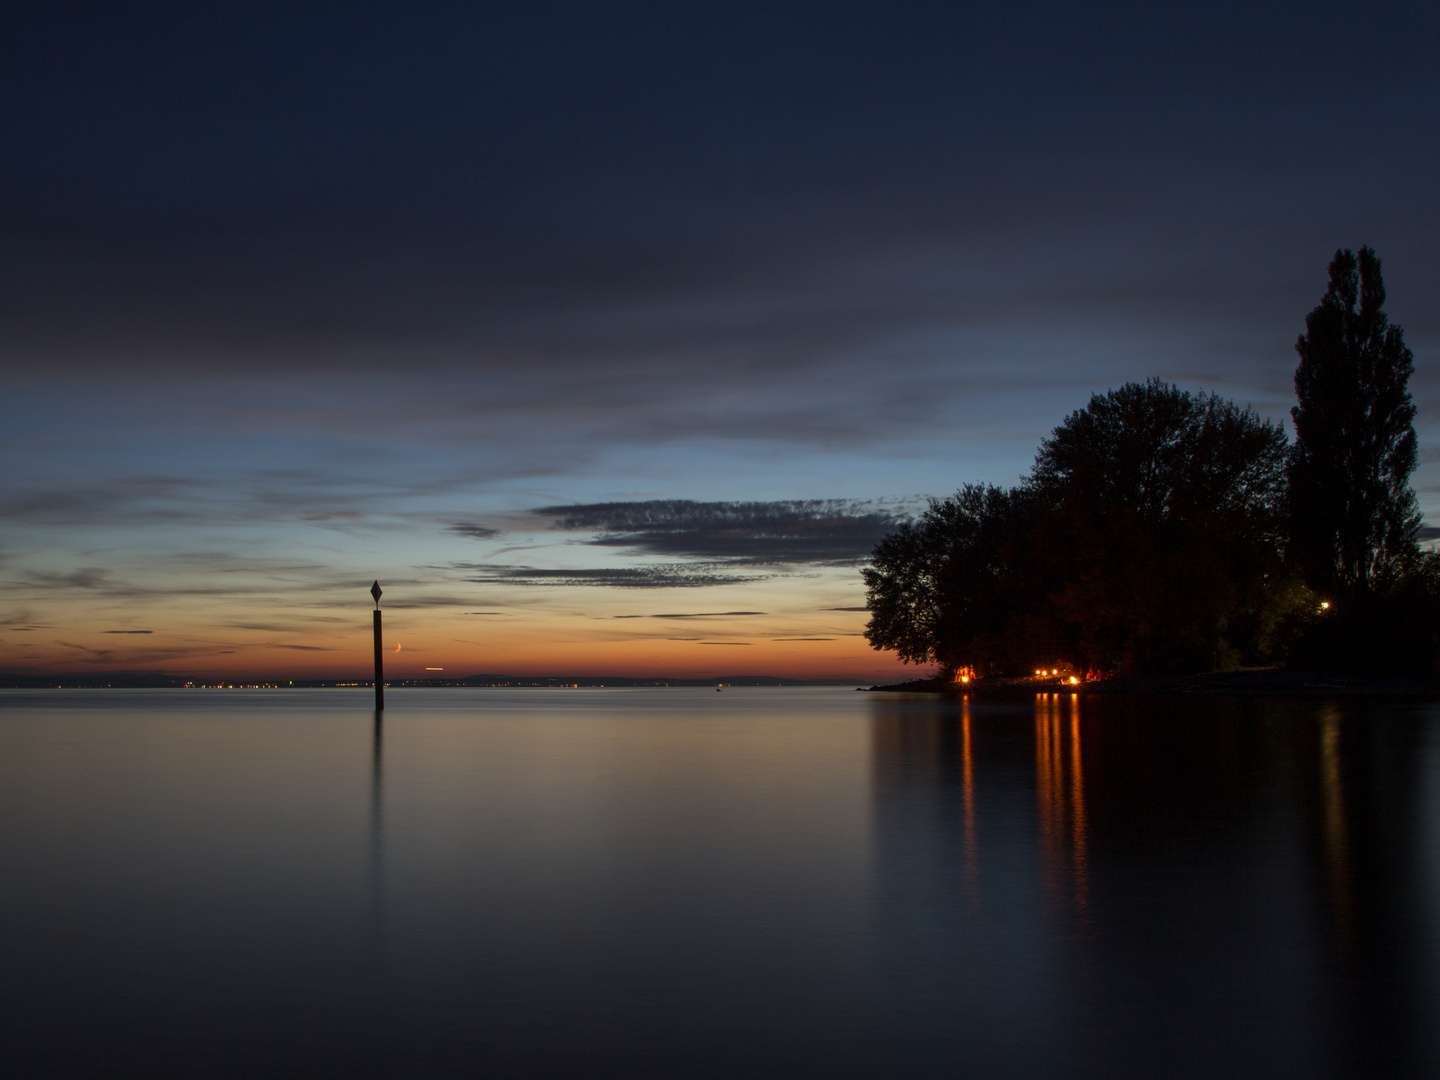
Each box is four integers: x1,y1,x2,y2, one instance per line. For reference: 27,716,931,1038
864,381,1291,679
1289,247,1419,596
1029,380,1288,675
863,484,1032,677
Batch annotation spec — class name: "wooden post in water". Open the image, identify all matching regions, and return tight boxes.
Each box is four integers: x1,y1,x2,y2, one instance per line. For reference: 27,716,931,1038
371,580,384,711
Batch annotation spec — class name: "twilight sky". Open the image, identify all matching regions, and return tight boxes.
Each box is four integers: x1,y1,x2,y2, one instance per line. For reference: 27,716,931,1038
3,2,1439,680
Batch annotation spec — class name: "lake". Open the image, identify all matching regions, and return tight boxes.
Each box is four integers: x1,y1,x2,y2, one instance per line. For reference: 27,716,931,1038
1,688,1437,1078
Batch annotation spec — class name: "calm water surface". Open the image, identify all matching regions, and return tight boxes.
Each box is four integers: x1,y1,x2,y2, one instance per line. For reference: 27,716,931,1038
1,688,1437,1078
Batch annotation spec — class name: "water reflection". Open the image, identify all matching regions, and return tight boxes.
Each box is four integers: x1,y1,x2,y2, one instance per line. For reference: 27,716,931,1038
371,709,384,870
961,696,978,904
369,709,388,1072
1034,693,1088,922
1317,706,1353,946
0,689,1435,1078
867,692,1440,1077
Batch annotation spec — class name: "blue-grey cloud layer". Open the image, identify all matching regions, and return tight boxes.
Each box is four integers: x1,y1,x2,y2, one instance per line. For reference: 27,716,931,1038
3,4,1436,387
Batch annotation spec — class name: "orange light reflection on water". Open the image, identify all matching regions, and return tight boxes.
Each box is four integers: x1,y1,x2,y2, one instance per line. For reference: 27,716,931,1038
961,695,978,905
1035,692,1089,925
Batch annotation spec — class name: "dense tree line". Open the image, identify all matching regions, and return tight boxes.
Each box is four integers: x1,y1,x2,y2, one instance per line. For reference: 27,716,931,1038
865,248,1439,678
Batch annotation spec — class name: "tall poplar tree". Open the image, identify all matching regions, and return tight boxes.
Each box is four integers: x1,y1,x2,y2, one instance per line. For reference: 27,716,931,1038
1288,247,1419,596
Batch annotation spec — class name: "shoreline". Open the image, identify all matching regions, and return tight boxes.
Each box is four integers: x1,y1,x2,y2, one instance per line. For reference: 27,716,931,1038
865,670,1440,698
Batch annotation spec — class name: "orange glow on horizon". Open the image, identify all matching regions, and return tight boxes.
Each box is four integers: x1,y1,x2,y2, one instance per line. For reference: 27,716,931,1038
0,622,910,681
0,571,905,681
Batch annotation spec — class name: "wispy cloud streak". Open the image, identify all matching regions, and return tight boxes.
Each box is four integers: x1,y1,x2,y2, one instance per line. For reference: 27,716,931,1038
452,564,772,589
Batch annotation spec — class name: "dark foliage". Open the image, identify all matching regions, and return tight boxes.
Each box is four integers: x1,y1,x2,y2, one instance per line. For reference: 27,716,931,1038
1280,248,1434,673
1282,556,1440,675
863,485,1044,677
1030,380,1290,675
865,381,1291,678
1289,247,1419,595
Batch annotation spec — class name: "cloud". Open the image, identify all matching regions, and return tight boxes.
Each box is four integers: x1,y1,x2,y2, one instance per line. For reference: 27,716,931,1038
103,630,154,634
772,637,835,641
449,523,502,540
535,500,907,566
0,470,483,535
26,568,111,589
0,481,201,528
6,561,398,605
615,611,765,619
0,610,50,630
453,563,772,589
225,619,349,632
54,640,220,665
823,606,868,612
383,595,492,609
435,502,903,594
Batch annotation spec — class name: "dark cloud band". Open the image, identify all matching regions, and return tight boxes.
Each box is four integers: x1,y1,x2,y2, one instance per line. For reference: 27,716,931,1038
535,499,908,565
454,563,771,589
450,523,501,540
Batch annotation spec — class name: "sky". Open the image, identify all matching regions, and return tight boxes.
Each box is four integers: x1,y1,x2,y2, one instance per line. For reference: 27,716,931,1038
3,1,1439,681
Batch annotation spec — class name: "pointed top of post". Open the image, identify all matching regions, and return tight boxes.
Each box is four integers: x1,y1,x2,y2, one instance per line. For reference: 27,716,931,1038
371,580,383,608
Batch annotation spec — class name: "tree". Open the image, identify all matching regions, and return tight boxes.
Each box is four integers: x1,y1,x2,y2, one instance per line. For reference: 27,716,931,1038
1029,380,1289,674
863,484,1034,678
1289,247,1419,596
864,381,1291,679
